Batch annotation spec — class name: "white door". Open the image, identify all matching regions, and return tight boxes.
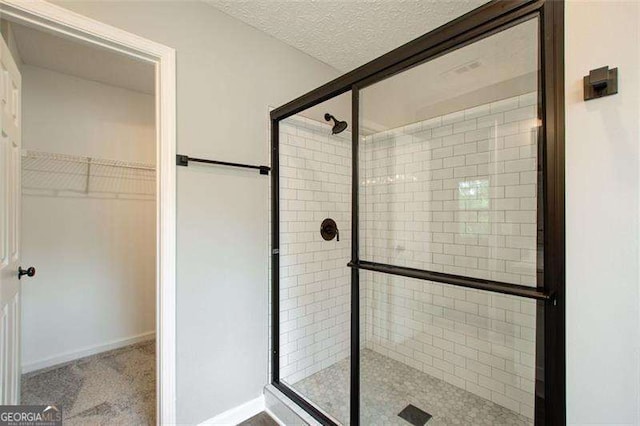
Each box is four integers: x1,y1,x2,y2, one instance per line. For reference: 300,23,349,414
0,34,22,405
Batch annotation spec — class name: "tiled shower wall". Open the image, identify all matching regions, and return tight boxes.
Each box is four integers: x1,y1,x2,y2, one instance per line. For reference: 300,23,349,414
361,92,539,286
278,115,352,384
362,93,538,419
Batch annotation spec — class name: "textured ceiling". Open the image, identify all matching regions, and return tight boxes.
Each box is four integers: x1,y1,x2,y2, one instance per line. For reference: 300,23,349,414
204,0,490,72
11,22,154,94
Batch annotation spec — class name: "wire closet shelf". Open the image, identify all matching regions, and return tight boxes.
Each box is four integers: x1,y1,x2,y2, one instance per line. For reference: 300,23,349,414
21,150,156,199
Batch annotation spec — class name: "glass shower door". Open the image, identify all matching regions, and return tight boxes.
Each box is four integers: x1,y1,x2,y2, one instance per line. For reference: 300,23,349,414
274,93,352,424
358,16,541,425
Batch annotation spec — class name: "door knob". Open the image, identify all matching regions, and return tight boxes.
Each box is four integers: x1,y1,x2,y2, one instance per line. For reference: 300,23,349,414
18,266,36,280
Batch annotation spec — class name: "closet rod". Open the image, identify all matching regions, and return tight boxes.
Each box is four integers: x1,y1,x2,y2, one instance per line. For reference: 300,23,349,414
176,154,270,175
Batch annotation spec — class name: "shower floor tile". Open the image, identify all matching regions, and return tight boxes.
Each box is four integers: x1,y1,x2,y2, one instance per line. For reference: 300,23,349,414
291,349,532,426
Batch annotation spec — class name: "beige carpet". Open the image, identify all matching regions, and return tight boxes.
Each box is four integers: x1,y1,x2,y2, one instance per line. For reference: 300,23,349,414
21,340,156,425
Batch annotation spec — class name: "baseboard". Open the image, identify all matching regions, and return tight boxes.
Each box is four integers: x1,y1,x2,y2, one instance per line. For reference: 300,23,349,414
199,396,265,425
22,331,155,374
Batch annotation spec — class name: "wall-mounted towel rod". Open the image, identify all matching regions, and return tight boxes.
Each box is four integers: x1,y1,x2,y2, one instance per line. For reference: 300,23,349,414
176,154,270,175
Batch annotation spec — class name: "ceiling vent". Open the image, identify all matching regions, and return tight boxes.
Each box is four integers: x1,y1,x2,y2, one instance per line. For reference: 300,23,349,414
453,59,482,74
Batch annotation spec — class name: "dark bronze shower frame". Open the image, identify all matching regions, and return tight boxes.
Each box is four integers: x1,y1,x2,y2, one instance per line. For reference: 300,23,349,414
270,0,565,424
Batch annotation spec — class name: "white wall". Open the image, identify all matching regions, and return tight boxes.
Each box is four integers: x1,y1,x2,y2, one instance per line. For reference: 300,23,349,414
23,66,155,163
566,1,640,424
49,1,342,422
21,65,156,371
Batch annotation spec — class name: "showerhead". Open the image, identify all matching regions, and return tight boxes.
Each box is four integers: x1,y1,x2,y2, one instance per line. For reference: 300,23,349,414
324,113,348,135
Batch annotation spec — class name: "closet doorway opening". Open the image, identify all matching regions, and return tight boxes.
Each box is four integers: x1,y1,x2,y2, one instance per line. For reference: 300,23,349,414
0,1,176,423
12,20,156,423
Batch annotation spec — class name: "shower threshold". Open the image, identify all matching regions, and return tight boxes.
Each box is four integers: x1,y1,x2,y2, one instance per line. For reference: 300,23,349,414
290,349,533,426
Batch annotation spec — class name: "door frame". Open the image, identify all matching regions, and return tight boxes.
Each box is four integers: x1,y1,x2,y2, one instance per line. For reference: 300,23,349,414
270,0,565,425
0,0,177,423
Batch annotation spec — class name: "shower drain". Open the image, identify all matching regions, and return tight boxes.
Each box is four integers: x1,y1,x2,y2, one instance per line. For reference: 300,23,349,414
398,404,432,425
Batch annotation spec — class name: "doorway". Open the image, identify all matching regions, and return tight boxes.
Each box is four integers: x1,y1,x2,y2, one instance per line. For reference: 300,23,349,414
0,1,176,423
4,20,156,423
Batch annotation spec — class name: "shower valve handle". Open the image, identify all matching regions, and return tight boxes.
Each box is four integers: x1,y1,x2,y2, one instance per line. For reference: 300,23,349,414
320,218,339,242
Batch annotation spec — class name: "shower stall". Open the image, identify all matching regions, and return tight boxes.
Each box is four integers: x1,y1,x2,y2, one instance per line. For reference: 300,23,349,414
270,1,564,425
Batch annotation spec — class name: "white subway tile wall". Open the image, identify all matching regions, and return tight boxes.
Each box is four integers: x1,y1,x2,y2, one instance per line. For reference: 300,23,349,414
361,93,538,419
363,273,536,419
278,115,352,385
361,92,539,286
